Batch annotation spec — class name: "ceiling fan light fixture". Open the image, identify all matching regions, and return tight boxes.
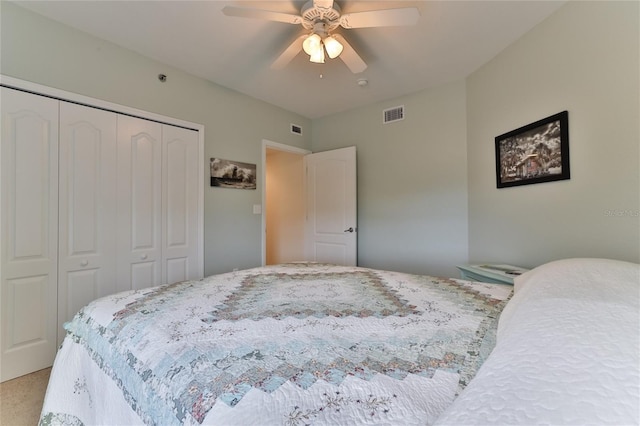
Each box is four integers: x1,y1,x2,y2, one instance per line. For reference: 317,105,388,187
302,33,322,55
224,1,421,73
309,46,325,63
323,35,343,59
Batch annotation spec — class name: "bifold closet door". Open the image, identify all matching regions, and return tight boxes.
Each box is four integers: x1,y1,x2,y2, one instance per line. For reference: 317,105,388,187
117,115,163,291
0,88,59,381
162,125,200,284
57,102,117,340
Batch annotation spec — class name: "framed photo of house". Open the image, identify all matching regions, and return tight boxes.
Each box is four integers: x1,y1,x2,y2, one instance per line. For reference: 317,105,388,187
495,111,570,188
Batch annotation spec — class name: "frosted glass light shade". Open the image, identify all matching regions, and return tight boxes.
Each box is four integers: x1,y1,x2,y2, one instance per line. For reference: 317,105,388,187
303,34,322,55
309,46,325,63
323,36,343,59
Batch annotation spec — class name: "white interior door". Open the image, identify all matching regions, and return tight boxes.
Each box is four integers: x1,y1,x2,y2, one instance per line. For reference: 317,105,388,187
117,115,162,291
58,102,117,341
1,88,59,381
304,146,357,265
162,125,200,284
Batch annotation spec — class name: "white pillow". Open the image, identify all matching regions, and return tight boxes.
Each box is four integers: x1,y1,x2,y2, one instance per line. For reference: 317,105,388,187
498,257,639,338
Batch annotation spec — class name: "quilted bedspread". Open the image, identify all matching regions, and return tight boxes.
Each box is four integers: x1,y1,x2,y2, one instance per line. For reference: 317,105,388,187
39,263,512,425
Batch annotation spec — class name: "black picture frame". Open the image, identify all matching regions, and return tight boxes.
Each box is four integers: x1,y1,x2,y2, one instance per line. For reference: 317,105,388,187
495,111,570,188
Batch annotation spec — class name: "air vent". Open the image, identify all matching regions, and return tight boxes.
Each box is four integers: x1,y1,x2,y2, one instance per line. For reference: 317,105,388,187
290,123,303,135
383,105,405,124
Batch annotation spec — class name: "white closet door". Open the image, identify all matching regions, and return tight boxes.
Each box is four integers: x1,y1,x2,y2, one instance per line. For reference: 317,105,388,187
117,115,162,291
58,102,117,340
162,125,200,284
0,88,59,381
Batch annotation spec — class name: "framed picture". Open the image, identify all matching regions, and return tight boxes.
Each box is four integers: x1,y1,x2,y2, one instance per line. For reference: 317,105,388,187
210,158,256,189
495,111,570,188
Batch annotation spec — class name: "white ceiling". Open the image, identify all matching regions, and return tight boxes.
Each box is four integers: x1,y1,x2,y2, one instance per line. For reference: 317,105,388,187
14,0,565,119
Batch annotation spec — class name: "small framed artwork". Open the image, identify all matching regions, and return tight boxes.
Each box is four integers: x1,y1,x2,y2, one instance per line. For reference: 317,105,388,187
210,158,256,189
495,111,570,188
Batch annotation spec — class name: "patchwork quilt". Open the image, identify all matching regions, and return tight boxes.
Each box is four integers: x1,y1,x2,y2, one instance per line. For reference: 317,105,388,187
39,263,512,425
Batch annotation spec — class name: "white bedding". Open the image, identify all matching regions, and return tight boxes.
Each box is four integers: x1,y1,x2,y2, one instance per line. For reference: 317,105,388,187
435,258,640,425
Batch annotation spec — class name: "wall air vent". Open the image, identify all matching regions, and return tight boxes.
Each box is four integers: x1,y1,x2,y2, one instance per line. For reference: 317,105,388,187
383,105,405,124
290,123,303,135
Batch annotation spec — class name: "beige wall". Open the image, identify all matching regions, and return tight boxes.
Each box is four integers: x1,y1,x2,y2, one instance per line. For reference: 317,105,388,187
466,0,639,267
312,0,639,273
312,80,469,278
266,150,305,264
0,1,312,275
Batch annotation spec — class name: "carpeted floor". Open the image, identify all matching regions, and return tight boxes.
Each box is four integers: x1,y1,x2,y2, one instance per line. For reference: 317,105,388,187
0,368,51,426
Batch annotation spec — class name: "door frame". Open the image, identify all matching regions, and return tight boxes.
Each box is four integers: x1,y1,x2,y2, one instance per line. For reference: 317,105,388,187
261,139,311,266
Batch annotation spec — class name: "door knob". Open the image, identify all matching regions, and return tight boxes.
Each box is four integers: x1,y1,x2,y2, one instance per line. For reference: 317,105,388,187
344,227,354,233
80,260,88,267
141,254,148,260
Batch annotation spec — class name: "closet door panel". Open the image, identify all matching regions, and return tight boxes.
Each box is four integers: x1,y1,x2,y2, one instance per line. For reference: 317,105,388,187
162,125,200,284
58,102,117,337
1,88,58,381
117,115,162,291
66,270,99,319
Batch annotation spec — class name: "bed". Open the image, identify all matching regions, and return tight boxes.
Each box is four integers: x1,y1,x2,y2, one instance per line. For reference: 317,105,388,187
435,257,640,425
39,258,639,425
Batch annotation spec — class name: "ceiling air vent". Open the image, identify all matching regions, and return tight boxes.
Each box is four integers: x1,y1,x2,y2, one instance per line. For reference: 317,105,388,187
290,123,303,135
383,105,405,124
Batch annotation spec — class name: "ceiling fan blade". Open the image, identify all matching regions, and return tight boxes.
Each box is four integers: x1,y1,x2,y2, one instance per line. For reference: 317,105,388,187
271,34,306,70
339,8,420,29
222,6,302,25
332,34,367,74
313,0,334,9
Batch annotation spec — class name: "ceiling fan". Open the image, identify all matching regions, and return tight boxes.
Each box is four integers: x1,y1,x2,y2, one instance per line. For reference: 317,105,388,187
222,0,420,73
